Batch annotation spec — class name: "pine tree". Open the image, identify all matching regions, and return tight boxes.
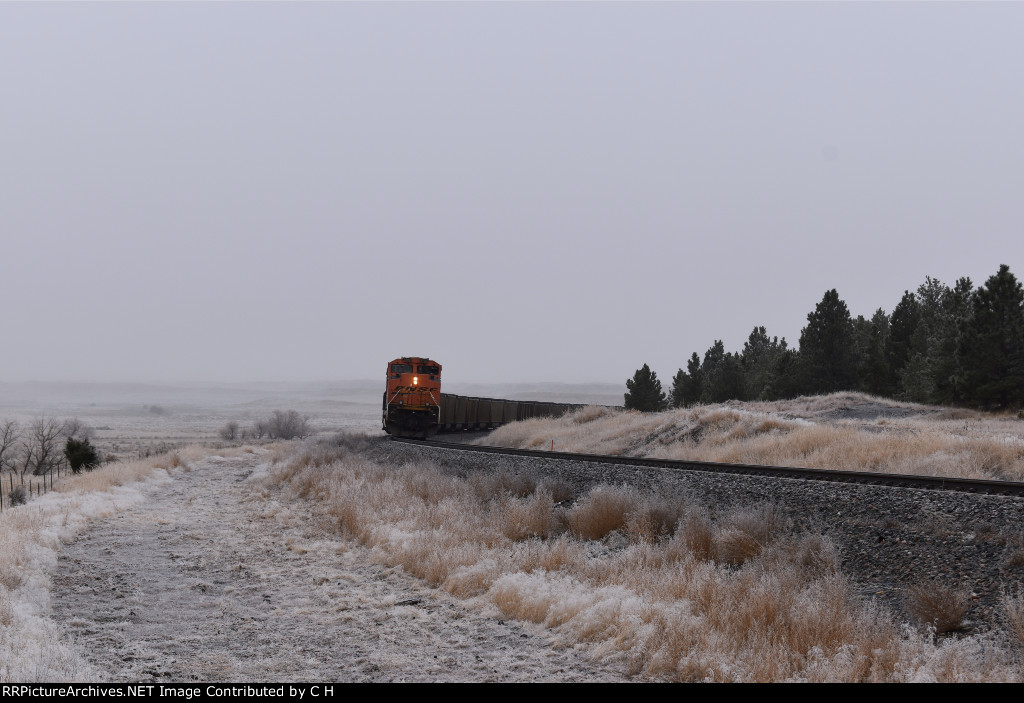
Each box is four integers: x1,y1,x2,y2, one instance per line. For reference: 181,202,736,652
960,265,1024,409
625,364,668,412
741,326,788,400
670,353,703,407
940,277,974,404
670,369,689,408
798,289,858,394
859,309,891,397
887,290,920,394
685,352,703,402
698,340,727,403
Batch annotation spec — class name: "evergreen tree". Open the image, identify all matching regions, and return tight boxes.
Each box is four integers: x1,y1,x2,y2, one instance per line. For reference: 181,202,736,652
686,352,703,404
887,290,920,393
860,309,891,397
670,353,703,407
698,340,727,403
897,277,952,402
712,352,746,402
851,314,873,375
65,437,100,474
771,347,803,399
741,326,788,400
960,265,1024,409
625,364,668,412
670,368,688,408
936,277,974,404
798,289,858,394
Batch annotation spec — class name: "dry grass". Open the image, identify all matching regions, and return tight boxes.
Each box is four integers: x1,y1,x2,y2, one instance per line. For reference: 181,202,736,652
482,394,1024,481
905,582,971,634
565,486,639,540
712,504,789,565
1002,589,1024,646
265,435,1023,682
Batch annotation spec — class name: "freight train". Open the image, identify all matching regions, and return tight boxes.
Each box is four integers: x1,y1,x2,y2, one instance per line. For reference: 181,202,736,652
382,356,582,438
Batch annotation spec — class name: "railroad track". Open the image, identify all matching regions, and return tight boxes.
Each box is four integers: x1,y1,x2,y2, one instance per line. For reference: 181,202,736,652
393,437,1024,498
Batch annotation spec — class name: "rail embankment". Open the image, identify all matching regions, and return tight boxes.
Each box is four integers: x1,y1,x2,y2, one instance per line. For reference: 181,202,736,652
481,395,1024,482
266,434,1024,682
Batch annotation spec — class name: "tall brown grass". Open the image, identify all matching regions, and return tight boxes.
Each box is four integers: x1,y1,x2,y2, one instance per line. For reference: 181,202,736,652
482,395,1024,481
267,436,1022,682
1002,589,1024,646
904,582,971,634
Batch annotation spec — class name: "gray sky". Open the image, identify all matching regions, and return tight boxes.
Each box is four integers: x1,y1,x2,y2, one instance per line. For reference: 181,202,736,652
1,2,1020,386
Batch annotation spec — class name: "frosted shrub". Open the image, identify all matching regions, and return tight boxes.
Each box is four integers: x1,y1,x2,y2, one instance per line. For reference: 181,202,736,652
905,582,970,634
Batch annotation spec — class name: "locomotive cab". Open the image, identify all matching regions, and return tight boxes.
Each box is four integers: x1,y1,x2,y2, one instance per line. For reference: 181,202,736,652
383,356,442,438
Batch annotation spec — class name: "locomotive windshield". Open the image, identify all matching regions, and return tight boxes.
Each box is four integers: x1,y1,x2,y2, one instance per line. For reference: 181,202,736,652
417,365,440,375
391,363,414,374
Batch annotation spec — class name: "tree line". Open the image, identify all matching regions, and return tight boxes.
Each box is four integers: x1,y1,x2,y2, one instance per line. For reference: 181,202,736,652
625,264,1024,412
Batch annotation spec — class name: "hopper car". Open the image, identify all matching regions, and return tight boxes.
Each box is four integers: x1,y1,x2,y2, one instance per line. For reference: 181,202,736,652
383,356,582,438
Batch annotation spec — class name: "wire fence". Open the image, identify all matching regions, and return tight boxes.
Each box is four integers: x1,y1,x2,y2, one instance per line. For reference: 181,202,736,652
0,460,68,513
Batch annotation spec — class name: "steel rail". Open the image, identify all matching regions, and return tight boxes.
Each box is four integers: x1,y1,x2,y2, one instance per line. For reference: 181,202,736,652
392,437,1024,497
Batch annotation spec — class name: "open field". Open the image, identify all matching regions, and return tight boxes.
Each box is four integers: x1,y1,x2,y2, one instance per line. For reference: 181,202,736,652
482,392,1024,482
0,380,623,462
0,380,385,462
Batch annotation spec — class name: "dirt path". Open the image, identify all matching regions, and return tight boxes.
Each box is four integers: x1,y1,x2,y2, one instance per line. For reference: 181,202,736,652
52,451,628,682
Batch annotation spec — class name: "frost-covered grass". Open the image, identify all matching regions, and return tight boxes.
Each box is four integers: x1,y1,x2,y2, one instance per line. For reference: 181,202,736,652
267,436,1024,682
482,393,1024,481
0,447,211,682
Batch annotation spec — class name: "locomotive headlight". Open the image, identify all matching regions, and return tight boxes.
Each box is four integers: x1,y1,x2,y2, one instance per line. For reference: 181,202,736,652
413,376,418,385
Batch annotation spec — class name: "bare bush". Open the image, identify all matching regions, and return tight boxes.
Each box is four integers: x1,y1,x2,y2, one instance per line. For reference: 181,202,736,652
905,582,970,634
219,421,239,441
264,410,313,440
8,485,27,506
62,417,91,440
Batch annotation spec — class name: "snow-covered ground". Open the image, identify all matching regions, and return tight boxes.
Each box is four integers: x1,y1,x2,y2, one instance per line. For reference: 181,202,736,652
45,450,627,682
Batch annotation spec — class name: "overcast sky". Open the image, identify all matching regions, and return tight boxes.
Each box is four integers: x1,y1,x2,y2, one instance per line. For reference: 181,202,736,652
1,2,1020,386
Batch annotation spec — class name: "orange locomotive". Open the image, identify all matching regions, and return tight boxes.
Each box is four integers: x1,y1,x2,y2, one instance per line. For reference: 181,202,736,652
382,356,442,438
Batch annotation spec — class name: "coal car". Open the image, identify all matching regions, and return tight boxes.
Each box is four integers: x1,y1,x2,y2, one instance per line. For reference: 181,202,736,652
383,356,581,438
